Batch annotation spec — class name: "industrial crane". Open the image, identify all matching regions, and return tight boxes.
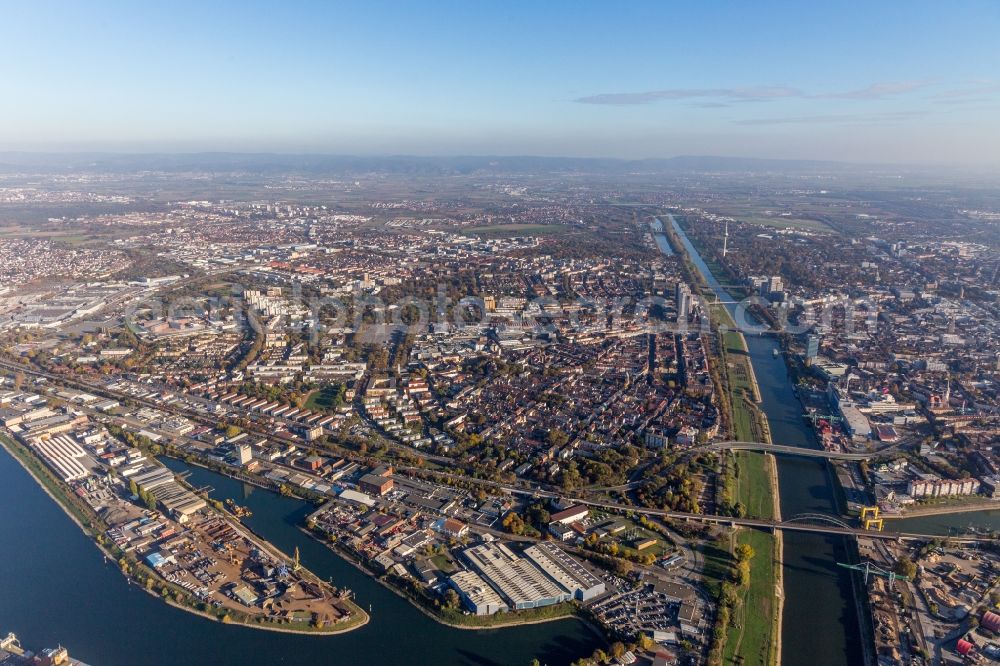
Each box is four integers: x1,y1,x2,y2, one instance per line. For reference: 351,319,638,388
836,560,910,585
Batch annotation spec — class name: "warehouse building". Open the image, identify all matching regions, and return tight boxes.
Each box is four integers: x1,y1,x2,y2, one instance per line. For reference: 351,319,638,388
448,570,508,616
28,434,91,482
524,542,606,601
549,504,589,526
358,473,394,497
462,543,571,610
132,466,207,522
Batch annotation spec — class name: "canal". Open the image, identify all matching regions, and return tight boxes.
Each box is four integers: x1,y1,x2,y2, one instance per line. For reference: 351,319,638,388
0,446,602,666
662,214,865,666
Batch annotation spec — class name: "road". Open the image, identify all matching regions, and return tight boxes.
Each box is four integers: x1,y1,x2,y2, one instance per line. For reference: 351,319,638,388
0,357,991,546
704,440,903,461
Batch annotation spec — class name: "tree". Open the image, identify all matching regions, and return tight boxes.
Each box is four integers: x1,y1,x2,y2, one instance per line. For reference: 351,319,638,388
894,556,917,579
129,479,139,497
735,560,751,586
224,425,242,439
734,543,755,562
141,490,157,511
525,502,551,529
502,511,526,535
443,588,460,610
559,461,582,491
547,429,570,447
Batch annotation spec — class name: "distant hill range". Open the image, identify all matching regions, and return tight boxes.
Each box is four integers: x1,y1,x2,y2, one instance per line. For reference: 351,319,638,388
0,151,945,176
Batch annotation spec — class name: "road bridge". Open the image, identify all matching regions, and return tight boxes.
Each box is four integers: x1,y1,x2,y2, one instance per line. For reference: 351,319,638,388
555,498,993,545
703,440,902,461
0,358,987,546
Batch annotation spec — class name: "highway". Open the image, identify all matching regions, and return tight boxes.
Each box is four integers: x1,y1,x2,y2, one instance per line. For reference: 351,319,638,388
0,357,990,546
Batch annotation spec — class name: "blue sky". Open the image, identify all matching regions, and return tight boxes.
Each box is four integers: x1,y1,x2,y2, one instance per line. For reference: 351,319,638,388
2,1,999,163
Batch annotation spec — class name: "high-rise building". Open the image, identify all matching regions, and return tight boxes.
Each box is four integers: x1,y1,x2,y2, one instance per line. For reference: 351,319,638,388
805,334,820,363
675,283,692,318
760,276,783,300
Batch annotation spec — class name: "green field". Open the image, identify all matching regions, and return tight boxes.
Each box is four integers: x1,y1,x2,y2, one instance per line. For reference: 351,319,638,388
462,223,568,237
304,384,346,412
668,210,780,665
430,553,457,573
734,452,775,521
724,528,779,666
743,217,833,233
700,540,733,599
721,330,768,444
725,425,779,665
717,310,779,665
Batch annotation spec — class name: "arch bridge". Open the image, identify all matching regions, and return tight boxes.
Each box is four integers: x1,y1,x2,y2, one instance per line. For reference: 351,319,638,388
781,513,853,529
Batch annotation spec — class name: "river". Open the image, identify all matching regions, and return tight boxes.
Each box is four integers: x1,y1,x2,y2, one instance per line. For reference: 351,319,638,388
0,446,602,665
2,215,876,666
649,218,674,256
661,214,865,666
890,509,1000,537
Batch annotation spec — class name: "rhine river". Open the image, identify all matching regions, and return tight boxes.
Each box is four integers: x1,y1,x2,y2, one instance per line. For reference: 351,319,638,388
0,447,602,665
660,215,865,666
6,216,971,665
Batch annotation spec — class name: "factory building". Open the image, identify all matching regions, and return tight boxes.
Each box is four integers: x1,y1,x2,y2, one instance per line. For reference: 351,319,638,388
358,473,394,497
524,542,606,601
28,434,91,482
448,570,508,616
131,466,207,522
462,543,571,610
549,504,589,526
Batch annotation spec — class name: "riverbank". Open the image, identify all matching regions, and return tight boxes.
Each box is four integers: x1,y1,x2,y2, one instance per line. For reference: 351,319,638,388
155,452,586,632
1,435,606,666
659,211,782,666
883,500,1000,520
298,524,605,635
0,433,366,636
708,263,781,666
722,451,782,666
770,454,784,666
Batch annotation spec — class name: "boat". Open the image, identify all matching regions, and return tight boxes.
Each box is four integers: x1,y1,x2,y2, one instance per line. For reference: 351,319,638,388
225,498,253,518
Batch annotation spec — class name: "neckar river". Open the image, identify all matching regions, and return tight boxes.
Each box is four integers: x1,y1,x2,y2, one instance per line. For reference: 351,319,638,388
662,215,865,666
3,216,885,666
0,447,602,665
891,510,1000,536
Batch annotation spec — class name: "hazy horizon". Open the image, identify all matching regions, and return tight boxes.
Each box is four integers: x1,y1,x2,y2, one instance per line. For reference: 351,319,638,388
3,1,999,166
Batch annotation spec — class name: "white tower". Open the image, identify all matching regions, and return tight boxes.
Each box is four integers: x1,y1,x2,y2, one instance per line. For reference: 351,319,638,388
722,221,729,258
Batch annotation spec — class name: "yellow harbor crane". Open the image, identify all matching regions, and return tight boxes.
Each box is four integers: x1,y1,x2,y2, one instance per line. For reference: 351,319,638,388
861,506,884,531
